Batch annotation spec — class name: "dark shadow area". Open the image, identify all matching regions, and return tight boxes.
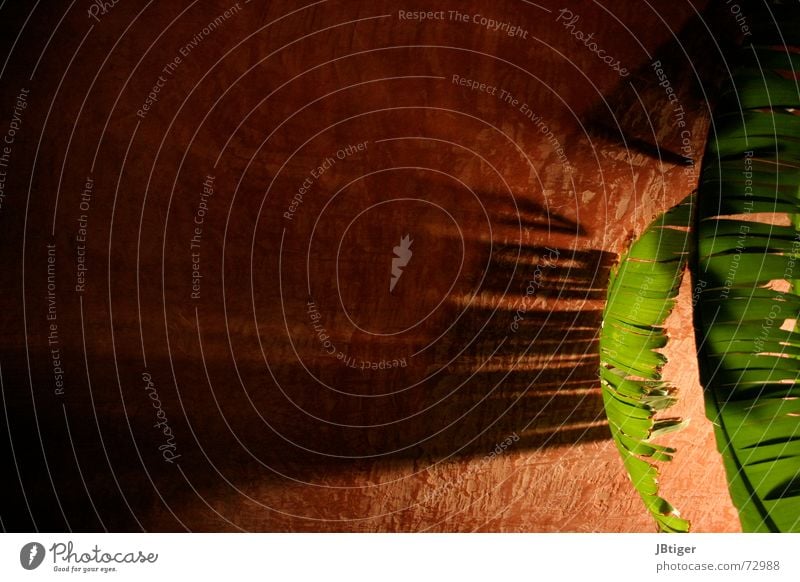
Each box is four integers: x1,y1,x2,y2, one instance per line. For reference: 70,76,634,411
0,182,620,532
479,189,587,237
0,237,618,534
580,3,731,166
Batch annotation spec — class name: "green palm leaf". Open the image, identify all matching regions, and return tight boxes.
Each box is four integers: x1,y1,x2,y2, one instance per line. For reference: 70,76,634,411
600,196,694,533
693,34,800,532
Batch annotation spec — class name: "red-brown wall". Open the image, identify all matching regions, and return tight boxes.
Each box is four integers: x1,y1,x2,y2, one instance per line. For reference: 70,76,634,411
0,0,742,531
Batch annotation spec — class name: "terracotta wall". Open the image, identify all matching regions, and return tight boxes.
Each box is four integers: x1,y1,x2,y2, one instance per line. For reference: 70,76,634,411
0,0,743,531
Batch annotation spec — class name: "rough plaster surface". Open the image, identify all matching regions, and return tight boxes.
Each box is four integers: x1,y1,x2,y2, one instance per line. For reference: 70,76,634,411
0,0,741,531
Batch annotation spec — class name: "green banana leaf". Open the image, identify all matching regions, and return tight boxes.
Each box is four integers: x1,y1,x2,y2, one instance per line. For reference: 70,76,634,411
600,196,694,533
693,32,800,532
